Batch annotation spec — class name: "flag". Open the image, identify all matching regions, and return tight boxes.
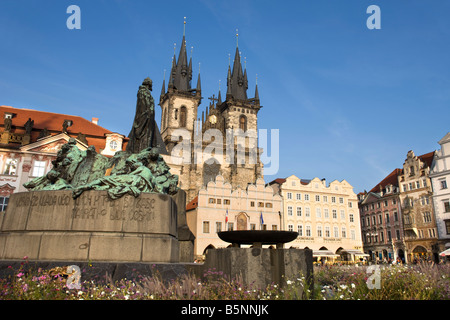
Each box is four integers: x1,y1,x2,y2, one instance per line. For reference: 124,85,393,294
225,209,228,223
260,211,264,225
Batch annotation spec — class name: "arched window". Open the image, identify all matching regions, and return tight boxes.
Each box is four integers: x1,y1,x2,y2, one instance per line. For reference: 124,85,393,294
239,115,247,131
180,106,187,128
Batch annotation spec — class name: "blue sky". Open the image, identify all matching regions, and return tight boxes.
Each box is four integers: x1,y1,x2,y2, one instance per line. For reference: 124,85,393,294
1,0,449,193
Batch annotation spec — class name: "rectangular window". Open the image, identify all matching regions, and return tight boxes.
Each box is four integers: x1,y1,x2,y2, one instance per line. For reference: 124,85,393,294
216,199,222,204
272,225,277,230
351,230,356,240
265,202,273,208
388,230,392,242
440,179,447,189
394,211,398,222
298,225,303,236
216,222,222,232
305,207,310,217
334,226,339,238
208,198,216,204
32,160,46,177
203,221,210,233
0,197,9,212
287,192,292,200
304,194,310,201
331,196,336,203
396,229,401,240
349,213,354,223
340,210,345,220
306,226,311,237
250,201,255,207
228,222,234,231
323,195,328,202
296,207,302,217
324,208,329,218
332,209,337,219
288,224,293,232
316,208,321,218
315,195,320,202
296,193,301,200
258,202,264,208
385,213,390,223
287,206,293,216
223,199,230,205
325,226,330,238
445,220,450,235
317,225,322,237
339,197,344,204
444,200,450,213
250,223,256,230
3,158,18,175
342,227,346,238
416,181,420,189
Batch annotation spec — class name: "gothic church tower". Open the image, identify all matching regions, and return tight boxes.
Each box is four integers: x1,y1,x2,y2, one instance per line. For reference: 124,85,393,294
160,26,263,202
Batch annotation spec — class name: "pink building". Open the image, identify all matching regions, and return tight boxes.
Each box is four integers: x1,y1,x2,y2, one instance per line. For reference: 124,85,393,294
359,169,406,262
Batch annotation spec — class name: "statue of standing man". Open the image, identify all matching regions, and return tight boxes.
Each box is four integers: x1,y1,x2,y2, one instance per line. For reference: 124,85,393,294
126,77,167,154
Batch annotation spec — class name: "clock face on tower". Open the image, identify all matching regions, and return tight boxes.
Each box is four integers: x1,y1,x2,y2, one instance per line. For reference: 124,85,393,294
209,115,217,124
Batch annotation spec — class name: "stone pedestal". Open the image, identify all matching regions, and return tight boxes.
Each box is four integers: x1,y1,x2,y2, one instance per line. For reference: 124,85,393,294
188,247,314,291
0,190,182,263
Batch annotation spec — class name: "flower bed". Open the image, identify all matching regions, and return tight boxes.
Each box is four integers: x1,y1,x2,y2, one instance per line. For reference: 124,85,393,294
1,257,449,300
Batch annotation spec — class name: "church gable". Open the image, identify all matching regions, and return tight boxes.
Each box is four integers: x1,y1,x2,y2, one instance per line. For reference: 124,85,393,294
21,133,87,154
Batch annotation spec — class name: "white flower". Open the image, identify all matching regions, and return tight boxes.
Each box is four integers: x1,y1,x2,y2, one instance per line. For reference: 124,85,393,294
77,291,83,296
351,283,356,288
286,280,292,285
124,295,130,300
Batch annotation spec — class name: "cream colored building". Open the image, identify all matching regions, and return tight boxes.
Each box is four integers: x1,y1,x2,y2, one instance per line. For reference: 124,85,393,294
186,175,282,260
269,175,365,262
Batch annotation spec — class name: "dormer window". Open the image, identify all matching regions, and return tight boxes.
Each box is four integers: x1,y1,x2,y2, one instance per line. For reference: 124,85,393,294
110,140,118,151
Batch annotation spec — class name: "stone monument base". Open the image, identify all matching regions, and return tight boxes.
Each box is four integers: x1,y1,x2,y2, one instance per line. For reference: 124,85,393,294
0,190,181,263
188,247,314,291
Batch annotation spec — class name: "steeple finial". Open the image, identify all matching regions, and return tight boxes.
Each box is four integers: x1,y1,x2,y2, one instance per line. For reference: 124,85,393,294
236,28,239,47
183,17,187,36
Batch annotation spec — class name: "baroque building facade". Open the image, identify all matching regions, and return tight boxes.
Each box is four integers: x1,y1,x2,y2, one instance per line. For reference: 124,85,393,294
397,150,439,262
159,31,263,203
0,105,125,211
269,175,365,262
429,132,450,253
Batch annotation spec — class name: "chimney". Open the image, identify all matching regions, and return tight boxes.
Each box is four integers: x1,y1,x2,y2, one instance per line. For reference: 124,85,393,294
92,117,99,125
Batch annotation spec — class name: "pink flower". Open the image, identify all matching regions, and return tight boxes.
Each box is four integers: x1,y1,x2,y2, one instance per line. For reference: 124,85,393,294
17,272,24,277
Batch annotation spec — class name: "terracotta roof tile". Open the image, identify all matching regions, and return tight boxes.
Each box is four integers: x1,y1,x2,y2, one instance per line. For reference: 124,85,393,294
369,168,402,193
0,105,126,152
186,196,198,211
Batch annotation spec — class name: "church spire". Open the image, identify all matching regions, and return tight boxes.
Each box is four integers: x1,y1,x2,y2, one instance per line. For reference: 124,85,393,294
254,74,259,103
171,18,192,92
196,63,201,93
227,39,248,101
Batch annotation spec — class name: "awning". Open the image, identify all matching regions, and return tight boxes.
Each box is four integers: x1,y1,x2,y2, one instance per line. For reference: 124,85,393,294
313,250,339,257
340,249,370,257
439,248,450,256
